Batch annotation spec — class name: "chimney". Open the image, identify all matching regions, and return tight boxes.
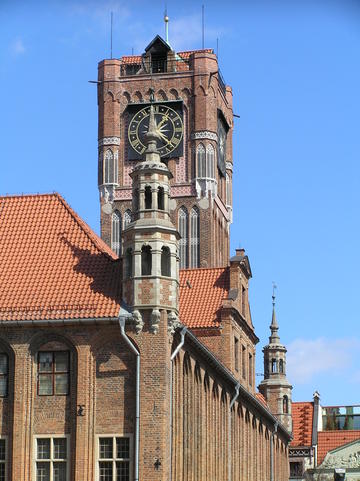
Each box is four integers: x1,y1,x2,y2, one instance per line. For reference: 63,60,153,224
235,248,245,257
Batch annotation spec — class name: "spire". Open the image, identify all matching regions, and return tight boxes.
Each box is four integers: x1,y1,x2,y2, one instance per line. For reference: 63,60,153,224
144,103,161,155
269,283,280,344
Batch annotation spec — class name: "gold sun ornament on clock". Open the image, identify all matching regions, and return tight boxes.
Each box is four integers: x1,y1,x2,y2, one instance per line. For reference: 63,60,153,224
128,104,183,157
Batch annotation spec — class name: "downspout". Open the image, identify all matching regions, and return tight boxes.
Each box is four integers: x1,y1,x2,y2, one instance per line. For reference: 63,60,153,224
270,421,278,481
119,317,140,481
169,327,187,481
228,383,240,481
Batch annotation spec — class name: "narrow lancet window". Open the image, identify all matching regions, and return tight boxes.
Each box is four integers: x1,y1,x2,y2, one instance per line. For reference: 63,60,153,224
158,186,164,210
283,395,289,414
124,209,132,228
141,245,152,275
104,149,117,184
197,143,206,177
271,358,277,373
178,206,188,268
111,210,121,256
145,186,152,209
190,206,200,268
125,248,133,278
206,144,215,178
161,246,171,277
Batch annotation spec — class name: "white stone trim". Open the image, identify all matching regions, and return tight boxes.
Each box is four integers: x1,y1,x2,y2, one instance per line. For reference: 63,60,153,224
98,136,121,146
191,131,218,141
95,434,133,481
226,161,233,171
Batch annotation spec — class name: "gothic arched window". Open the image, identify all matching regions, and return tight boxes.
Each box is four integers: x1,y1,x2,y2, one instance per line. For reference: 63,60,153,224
104,149,117,184
141,245,152,275
158,186,164,210
161,246,171,277
206,144,215,178
111,210,121,256
196,143,206,177
125,248,133,278
178,206,188,269
283,395,289,414
279,359,284,374
124,209,132,228
133,189,139,212
145,186,152,209
190,206,200,268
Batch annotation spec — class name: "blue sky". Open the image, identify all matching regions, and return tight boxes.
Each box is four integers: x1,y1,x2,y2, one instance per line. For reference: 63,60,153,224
1,0,360,405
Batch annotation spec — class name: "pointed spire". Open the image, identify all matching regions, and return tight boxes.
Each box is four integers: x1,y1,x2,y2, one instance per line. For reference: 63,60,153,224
144,103,161,155
269,282,280,344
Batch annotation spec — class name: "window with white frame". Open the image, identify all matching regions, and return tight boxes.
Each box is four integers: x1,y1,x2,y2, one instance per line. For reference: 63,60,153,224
178,206,188,269
104,149,117,184
196,143,206,177
111,210,121,256
190,206,200,268
206,144,215,178
98,436,131,481
35,437,68,481
0,438,6,481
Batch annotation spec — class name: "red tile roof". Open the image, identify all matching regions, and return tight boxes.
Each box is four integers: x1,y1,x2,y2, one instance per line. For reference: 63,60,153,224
0,193,122,321
121,49,213,64
291,402,314,447
317,431,360,465
179,267,229,329
256,392,268,408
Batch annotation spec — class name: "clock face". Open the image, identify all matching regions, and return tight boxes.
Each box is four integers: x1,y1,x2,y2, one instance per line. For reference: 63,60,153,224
128,104,183,158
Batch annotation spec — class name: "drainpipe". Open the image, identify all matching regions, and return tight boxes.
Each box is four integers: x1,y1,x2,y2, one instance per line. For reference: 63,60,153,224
169,327,187,481
228,383,240,481
119,317,140,481
270,421,278,481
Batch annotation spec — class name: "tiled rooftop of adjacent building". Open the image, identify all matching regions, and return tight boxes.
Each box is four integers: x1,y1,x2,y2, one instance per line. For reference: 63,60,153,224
291,402,314,447
317,430,360,464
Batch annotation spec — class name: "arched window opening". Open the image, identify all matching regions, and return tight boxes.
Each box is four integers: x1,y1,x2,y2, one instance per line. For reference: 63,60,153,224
111,210,121,256
283,395,289,414
124,209,132,228
279,359,284,374
190,206,200,268
104,149,117,184
178,207,188,269
145,186,152,209
98,150,103,185
0,353,8,397
125,248,133,278
161,246,171,277
206,144,215,178
133,189,139,212
158,186,165,210
141,245,152,275
196,143,206,177
271,358,277,373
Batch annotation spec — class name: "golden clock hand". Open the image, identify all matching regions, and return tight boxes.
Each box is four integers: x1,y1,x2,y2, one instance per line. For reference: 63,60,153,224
157,131,170,143
157,116,169,130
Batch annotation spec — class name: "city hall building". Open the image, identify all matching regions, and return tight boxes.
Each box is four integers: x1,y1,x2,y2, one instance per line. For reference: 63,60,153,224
0,35,292,481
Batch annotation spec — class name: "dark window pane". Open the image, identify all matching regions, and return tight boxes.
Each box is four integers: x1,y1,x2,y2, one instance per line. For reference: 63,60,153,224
0,440,5,460
55,374,68,395
0,355,7,375
53,462,66,481
0,378,7,397
99,438,113,459
39,375,53,395
0,463,4,481
37,439,50,460
54,353,69,373
116,438,129,459
39,353,53,373
116,461,130,481
53,439,67,459
36,462,50,481
99,461,112,481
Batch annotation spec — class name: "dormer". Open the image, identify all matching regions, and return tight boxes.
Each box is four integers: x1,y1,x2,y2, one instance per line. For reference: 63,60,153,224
144,35,173,73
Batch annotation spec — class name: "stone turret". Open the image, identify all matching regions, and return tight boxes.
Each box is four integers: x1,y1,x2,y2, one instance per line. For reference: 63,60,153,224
259,290,293,432
122,103,180,335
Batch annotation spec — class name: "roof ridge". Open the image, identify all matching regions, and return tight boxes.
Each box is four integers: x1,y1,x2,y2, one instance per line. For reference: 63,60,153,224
55,193,118,260
180,266,229,273
0,192,57,200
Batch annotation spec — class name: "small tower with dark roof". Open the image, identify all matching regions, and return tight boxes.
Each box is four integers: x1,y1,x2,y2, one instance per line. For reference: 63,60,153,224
122,101,180,335
259,288,293,432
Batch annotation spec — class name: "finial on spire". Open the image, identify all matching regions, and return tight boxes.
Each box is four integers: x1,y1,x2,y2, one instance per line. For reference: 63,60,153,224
164,6,169,44
269,282,280,344
144,105,161,154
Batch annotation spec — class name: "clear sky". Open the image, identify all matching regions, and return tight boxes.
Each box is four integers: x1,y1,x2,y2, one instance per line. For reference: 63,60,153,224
1,0,360,405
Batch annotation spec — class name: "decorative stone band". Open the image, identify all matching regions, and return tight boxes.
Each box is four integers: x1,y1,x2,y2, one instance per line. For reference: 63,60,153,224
191,131,218,142
226,161,233,171
98,136,121,147
170,185,195,197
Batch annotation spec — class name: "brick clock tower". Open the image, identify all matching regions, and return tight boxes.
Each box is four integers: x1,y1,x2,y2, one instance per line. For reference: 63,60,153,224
97,35,234,268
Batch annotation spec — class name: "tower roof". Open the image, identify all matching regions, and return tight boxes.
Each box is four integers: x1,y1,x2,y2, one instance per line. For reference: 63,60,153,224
269,294,281,344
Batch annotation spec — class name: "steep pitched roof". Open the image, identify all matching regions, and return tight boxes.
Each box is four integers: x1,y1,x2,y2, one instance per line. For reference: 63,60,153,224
317,431,360,465
179,267,229,328
291,402,314,447
0,193,122,321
